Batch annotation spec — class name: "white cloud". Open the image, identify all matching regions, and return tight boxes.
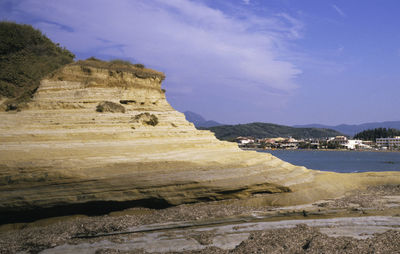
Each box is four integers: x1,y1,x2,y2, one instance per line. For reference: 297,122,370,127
332,4,346,17
6,0,304,122
243,0,250,5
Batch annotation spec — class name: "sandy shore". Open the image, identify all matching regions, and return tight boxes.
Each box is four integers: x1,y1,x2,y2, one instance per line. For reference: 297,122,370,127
1,185,399,253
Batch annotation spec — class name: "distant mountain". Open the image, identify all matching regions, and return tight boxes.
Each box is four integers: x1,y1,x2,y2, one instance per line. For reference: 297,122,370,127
183,111,223,128
200,122,343,141
294,121,400,137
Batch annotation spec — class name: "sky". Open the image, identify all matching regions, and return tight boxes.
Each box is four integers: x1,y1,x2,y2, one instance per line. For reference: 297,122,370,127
1,0,399,125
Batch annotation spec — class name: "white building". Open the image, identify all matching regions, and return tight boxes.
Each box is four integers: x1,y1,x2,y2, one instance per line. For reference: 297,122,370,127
329,136,348,146
235,137,254,145
344,140,363,150
376,137,400,149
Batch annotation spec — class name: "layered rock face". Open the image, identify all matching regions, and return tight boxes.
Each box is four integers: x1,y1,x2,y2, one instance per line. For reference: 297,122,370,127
1,61,399,221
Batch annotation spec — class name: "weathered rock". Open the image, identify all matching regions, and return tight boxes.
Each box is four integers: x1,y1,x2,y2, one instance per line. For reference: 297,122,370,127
96,101,126,113
0,62,399,222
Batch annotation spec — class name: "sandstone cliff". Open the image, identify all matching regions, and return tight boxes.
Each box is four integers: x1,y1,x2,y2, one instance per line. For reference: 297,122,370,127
1,59,399,223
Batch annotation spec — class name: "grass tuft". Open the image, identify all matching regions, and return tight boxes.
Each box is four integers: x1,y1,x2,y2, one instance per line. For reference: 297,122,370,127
74,59,164,81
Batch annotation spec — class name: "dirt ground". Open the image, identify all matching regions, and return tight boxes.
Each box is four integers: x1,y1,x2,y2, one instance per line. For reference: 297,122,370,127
0,184,399,254
92,225,400,254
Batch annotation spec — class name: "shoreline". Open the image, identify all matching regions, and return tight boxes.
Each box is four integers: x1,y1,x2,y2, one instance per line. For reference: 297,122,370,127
241,147,400,153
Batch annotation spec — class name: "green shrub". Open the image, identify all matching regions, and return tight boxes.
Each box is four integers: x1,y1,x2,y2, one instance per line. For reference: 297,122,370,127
0,21,75,110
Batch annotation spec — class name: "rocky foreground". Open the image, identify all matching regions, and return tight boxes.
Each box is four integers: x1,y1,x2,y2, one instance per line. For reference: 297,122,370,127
0,184,399,253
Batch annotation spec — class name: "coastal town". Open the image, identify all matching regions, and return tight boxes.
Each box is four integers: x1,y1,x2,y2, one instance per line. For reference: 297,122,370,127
235,135,400,151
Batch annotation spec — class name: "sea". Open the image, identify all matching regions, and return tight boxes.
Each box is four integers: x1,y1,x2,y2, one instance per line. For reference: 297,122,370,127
257,150,400,173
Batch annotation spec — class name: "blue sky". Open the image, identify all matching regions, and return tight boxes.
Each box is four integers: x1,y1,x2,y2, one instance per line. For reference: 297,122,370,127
1,0,399,125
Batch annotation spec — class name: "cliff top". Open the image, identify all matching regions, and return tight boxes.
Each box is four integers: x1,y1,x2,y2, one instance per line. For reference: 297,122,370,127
71,58,165,81
0,22,166,111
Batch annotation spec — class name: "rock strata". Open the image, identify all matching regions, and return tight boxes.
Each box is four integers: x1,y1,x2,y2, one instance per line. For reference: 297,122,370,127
0,60,399,222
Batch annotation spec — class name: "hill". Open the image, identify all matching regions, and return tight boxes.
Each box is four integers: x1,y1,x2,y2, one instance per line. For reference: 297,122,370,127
200,122,343,141
184,111,222,127
354,128,400,141
294,121,400,137
0,21,75,110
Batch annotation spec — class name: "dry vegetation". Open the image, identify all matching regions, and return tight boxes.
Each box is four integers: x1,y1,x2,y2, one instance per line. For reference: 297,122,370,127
96,101,126,113
131,112,159,126
73,57,165,81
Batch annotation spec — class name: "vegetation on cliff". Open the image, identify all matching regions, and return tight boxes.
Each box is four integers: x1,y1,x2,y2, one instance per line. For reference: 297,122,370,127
200,122,343,141
132,112,159,126
96,101,126,113
72,57,165,81
0,22,164,111
0,21,75,109
354,128,400,141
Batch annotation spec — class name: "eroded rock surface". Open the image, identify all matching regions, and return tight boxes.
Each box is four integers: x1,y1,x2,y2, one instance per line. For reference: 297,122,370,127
1,184,399,253
0,60,399,222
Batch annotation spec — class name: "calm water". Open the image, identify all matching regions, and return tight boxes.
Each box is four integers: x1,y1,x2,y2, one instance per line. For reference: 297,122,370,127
258,150,400,173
